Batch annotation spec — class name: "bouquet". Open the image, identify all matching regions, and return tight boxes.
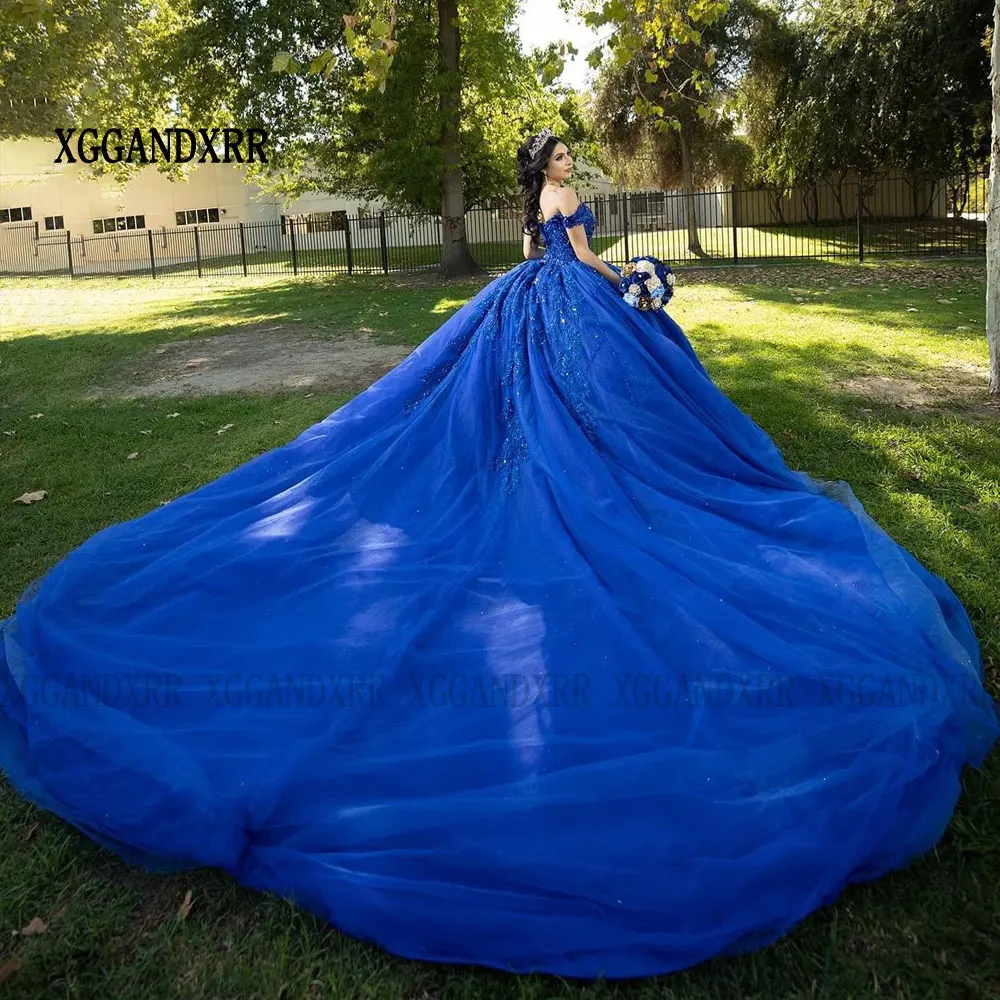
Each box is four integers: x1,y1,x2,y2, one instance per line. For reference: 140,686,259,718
617,255,675,311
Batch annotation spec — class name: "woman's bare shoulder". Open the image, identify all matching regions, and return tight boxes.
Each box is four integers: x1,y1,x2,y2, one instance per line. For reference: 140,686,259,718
539,186,580,222
555,187,580,215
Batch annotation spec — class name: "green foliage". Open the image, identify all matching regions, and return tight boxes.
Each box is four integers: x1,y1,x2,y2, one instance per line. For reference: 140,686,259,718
590,0,759,188
575,0,731,128
736,0,992,186
257,0,586,211
0,0,194,144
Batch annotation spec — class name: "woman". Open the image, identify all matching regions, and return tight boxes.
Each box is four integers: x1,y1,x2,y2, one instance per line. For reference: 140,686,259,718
0,129,996,979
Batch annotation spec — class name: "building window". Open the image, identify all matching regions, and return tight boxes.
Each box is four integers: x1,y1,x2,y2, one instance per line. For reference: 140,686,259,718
306,213,332,233
0,206,32,223
93,215,146,234
304,211,349,233
44,215,65,231
176,207,221,226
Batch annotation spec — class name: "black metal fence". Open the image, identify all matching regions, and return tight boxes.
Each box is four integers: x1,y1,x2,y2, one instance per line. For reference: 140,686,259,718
0,171,986,280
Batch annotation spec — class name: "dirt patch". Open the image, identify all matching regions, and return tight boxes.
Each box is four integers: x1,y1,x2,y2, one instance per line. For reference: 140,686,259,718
95,324,414,399
834,365,999,420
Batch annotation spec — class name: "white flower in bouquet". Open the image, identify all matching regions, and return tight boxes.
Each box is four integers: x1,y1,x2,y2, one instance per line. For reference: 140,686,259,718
618,254,675,312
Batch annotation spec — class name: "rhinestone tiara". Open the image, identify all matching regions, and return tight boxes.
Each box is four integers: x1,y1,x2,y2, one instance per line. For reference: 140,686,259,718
528,128,554,158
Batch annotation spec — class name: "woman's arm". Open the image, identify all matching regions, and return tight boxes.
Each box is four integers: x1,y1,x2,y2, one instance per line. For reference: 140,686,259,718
567,227,620,285
523,232,544,260
555,189,620,286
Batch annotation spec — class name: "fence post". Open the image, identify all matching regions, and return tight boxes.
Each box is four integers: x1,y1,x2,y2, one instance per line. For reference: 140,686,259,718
345,218,354,275
290,218,298,275
621,192,630,261
194,225,203,277
239,222,248,276
66,230,74,278
379,212,389,273
147,229,157,278
857,180,865,263
731,184,739,264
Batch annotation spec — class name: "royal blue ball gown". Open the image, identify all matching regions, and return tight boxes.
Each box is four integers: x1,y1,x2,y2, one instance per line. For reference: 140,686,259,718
1,201,997,979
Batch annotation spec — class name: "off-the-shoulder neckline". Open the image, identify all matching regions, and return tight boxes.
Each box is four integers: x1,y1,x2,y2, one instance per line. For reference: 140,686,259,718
539,202,589,224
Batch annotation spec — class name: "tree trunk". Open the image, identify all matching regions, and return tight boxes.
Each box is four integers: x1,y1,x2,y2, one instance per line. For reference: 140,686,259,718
766,185,787,225
988,2,1000,395
831,171,850,222
437,0,480,278
678,125,704,256
802,183,819,225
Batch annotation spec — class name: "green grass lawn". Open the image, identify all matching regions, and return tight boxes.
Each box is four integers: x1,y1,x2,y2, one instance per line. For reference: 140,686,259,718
0,259,998,999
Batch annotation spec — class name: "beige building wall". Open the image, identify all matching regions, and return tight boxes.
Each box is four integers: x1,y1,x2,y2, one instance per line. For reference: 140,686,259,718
0,136,283,232
1,137,623,273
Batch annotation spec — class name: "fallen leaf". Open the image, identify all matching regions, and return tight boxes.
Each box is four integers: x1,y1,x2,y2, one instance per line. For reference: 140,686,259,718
906,307,918,312
29,413,43,419
2,430,14,436
216,424,234,435
20,917,47,936
24,822,39,841
13,490,47,505
139,429,152,435
0,958,20,984
956,325,970,331
126,452,139,460
166,412,180,418
177,889,194,920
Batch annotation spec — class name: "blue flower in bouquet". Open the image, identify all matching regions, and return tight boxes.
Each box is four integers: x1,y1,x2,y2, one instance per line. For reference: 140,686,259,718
617,255,675,311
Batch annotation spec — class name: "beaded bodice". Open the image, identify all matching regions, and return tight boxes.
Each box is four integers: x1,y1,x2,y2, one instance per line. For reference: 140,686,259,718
539,202,597,264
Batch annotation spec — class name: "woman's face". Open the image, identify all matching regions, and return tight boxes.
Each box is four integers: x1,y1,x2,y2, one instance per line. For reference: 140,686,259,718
545,142,573,182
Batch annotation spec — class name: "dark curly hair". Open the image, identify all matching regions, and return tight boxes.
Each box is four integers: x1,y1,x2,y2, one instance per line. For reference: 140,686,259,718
516,130,565,246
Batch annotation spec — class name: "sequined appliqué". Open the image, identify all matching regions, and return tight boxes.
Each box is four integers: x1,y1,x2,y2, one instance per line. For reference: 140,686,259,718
402,302,490,413
538,202,597,265
494,332,530,494
494,394,529,493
